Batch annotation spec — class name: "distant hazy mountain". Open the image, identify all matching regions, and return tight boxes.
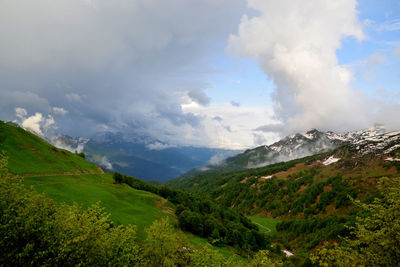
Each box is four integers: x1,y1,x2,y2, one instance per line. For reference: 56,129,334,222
182,125,396,175
50,131,240,181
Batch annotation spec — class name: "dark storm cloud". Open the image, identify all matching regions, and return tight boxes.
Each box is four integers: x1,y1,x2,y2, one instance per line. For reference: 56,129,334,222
188,89,211,106
0,0,246,145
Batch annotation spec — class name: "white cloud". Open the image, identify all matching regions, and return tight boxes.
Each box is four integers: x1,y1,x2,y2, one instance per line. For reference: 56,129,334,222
147,142,175,150
182,102,279,149
52,107,68,115
43,115,56,131
21,112,43,135
359,53,386,81
375,19,400,32
15,107,27,119
14,108,57,136
99,156,112,170
228,0,369,134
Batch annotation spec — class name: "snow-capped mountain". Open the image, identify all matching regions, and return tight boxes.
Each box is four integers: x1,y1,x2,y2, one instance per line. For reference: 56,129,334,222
188,125,400,173
329,125,400,156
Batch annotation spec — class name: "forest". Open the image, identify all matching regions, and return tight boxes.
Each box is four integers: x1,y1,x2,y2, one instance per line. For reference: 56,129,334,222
113,172,270,254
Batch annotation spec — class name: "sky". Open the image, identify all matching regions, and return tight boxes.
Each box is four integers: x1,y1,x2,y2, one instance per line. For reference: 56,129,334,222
0,0,399,149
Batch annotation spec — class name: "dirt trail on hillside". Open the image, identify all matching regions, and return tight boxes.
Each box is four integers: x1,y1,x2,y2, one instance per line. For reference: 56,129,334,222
252,221,272,232
22,169,103,178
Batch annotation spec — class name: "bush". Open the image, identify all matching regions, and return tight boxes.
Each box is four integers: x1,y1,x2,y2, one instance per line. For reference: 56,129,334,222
113,172,123,183
0,156,140,266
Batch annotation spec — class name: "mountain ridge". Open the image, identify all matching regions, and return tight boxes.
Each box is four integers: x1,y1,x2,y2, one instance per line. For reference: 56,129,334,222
49,130,240,181
181,125,398,176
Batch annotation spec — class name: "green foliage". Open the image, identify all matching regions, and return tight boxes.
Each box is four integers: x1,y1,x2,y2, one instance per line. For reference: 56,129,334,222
276,216,354,251
167,154,360,219
0,154,140,266
248,216,281,235
23,173,169,240
312,177,400,266
113,171,123,183
1,154,252,266
114,172,270,253
249,250,283,267
143,217,191,266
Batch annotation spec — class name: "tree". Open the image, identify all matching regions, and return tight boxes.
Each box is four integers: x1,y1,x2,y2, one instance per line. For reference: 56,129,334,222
311,177,400,266
113,172,123,183
144,217,191,266
250,250,282,267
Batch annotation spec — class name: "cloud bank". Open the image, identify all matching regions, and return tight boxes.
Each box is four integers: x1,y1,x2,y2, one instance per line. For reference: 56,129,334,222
1,0,399,149
0,0,247,147
229,0,375,134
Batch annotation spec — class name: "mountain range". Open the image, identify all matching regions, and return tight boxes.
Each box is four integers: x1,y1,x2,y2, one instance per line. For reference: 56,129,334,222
49,131,240,181
3,118,400,265
182,124,398,175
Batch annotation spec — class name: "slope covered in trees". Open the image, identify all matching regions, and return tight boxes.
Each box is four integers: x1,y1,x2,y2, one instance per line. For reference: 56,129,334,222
169,144,400,261
113,172,271,254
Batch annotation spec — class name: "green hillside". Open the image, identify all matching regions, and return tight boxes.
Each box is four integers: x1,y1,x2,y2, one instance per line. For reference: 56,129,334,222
0,120,266,262
24,173,171,240
0,120,171,239
0,121,100,175
168,144,400,258
168,146,400,217
4,119,399,265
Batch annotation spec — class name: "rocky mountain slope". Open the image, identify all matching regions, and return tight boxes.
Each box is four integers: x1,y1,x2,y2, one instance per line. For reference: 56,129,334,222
184,125,398,175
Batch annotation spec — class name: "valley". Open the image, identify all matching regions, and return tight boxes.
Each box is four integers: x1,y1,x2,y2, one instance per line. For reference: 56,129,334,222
2,120,400,266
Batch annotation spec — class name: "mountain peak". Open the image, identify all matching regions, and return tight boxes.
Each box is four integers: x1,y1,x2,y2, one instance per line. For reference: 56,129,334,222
195,125,400,173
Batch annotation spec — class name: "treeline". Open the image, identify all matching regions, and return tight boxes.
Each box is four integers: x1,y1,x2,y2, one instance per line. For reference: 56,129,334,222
113,172,270,253
167,152,326,192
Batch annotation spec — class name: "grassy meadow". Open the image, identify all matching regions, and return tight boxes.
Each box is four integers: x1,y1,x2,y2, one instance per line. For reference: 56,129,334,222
24,173,170,240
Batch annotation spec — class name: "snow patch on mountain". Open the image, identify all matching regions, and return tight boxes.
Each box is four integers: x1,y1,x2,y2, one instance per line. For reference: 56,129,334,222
229,125,400,171
323,156,340,165
385,157,400,162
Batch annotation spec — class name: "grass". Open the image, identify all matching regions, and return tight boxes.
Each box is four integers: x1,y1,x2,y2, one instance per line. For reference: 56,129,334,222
0,121,99,175
248,216,281,234
24,173,170,240
25,173,238,260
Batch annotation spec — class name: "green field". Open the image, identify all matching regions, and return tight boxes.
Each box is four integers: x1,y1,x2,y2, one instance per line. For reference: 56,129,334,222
0,121,99,175
24,173,170,240
248,216,281,234
1,120,257,259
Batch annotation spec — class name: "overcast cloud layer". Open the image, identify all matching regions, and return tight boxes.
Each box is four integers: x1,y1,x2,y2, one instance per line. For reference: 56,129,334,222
0,0,251,148
0,0,399,149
